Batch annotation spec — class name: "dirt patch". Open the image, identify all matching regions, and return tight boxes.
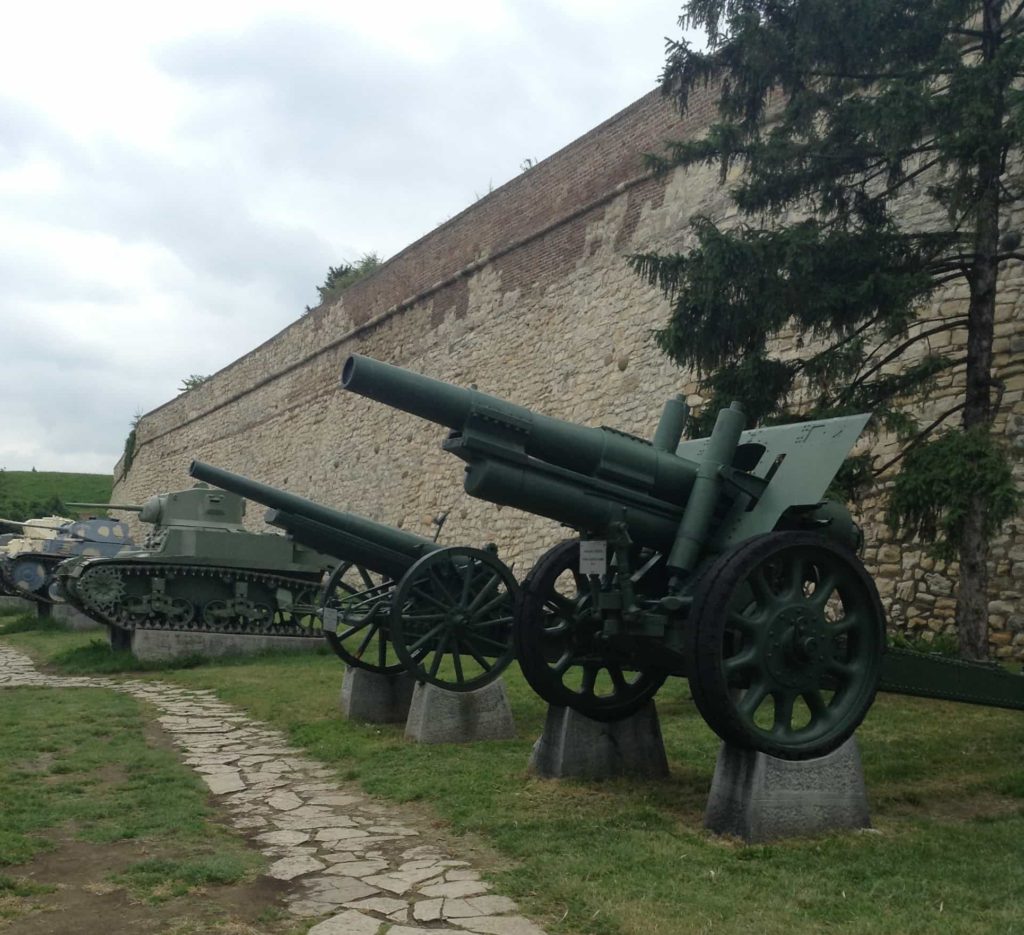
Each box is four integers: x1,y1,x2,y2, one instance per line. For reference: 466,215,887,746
1,834,294,935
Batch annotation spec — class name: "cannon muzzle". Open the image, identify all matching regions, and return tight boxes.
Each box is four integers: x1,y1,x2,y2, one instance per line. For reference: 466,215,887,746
189,460,438,577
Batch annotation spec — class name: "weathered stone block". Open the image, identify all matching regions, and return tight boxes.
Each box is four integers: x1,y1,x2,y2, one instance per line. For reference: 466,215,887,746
340,666,416,723
528,702,669,780
51,602,102,631
129,628,325,662
0,595,33,614
704,736,869,842
404,679,516,744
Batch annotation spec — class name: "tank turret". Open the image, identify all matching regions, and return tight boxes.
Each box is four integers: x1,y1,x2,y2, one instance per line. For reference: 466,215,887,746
0,516,131,602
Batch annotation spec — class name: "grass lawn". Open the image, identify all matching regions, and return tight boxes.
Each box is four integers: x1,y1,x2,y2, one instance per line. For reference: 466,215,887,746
0,470,111,519
3,613,1023,935
0,647,309,933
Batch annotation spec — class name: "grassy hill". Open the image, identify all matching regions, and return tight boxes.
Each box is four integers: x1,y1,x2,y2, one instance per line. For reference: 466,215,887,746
0,471,112,521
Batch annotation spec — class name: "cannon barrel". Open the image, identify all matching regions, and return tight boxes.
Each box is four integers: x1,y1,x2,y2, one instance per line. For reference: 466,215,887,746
189,460,438,578
341,355,700,506
66,503,143,512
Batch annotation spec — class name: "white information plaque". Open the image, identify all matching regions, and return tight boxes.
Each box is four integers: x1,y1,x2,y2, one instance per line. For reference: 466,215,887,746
322,607,339,633
579,540,607,576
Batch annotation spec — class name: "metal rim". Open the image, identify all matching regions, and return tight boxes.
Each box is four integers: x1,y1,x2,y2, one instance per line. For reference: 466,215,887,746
515,539,668,721
390,546,517,692
688,531,885,760
320,561,406,674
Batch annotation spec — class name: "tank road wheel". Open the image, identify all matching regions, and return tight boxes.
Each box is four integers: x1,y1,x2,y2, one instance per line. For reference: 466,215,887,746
515,540,668,721
688,532,886,760
201,600,231,628
390,547,517,692
161,598,195,629
320,562,406,675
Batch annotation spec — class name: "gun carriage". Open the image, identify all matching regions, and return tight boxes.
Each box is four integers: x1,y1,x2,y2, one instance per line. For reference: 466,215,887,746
188,462,517,692
57,487,334,638
342,355,1024,760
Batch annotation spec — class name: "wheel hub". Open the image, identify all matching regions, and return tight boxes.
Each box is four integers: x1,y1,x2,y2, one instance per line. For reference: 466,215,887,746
765,606,830,690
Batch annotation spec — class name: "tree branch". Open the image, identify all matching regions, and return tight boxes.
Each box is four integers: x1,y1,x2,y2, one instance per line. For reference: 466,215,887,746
873,402,968,476
845,320,968,400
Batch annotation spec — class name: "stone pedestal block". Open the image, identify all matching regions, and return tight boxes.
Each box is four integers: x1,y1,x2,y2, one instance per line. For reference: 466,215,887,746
128,628,325,663
404,679,516,744
339,666,416,723
528,702,669,780
704,736,870,842
108,626,132,652
0,596,33,614
51,603,101,631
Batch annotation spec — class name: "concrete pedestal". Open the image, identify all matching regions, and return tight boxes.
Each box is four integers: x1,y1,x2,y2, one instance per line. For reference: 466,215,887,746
704,736,870,842
339,666,416,723
0,596,33,615
128,628,325,663
108,626,132,652
51,603,102,631
404,679,516,744
529,702,669,780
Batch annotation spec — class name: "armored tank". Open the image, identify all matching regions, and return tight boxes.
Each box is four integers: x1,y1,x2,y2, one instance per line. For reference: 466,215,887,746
57,485,335,636
0,516,128,602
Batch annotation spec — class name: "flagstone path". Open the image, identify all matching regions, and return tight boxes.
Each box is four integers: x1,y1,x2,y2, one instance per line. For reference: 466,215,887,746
0,644,547,935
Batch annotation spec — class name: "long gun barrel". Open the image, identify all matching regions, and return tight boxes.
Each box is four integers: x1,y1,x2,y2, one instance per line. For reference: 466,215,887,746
189,461,439,580
66,503,143,512
341,354,700,506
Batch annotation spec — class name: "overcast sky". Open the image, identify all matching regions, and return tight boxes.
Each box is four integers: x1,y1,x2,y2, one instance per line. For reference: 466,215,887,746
0,0,692,474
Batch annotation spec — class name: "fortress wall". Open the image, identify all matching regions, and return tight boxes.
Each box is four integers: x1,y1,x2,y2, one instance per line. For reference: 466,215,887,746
114,85,1024,658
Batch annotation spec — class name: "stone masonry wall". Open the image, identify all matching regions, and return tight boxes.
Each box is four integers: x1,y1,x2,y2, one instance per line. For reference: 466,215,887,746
114,86,1024,659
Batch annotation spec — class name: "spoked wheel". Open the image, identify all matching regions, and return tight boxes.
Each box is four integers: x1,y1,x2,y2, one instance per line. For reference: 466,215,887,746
688,532,886,760
515,540,668,721
390,546,517,692
273,587,320,631
320,561,407,674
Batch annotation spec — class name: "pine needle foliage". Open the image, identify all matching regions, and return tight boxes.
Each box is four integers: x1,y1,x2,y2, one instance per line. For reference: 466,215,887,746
637,0,1024,658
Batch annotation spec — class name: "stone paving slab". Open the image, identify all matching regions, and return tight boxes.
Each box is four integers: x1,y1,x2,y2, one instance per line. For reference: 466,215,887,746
0,644,548,934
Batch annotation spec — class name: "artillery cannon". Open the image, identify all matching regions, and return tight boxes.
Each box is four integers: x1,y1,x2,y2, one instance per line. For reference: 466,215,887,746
56,487,335,637
188,461,517,692
342,354,1024,760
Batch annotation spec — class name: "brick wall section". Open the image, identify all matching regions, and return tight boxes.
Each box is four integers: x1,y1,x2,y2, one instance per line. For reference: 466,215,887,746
115,84,1024,660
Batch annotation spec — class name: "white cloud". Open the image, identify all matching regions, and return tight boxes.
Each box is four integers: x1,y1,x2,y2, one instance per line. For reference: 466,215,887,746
0,0,689,474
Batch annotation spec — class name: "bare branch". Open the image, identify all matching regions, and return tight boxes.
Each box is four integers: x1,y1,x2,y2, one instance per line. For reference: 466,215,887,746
873,402,968,476
845,320,968,399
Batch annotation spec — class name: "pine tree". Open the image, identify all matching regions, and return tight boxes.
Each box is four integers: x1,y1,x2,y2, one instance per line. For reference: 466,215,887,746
632,0,1023,659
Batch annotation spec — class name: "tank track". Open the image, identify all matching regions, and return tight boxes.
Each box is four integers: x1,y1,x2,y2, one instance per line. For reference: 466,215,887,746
0,554,64,604
66,560,326,637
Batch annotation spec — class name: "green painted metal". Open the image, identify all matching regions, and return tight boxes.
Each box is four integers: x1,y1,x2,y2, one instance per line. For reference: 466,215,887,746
56,485,333,637
188,461,517,692
189,460,438,581
343,355,1022,759
880,648,1024,709
68,502,144,512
